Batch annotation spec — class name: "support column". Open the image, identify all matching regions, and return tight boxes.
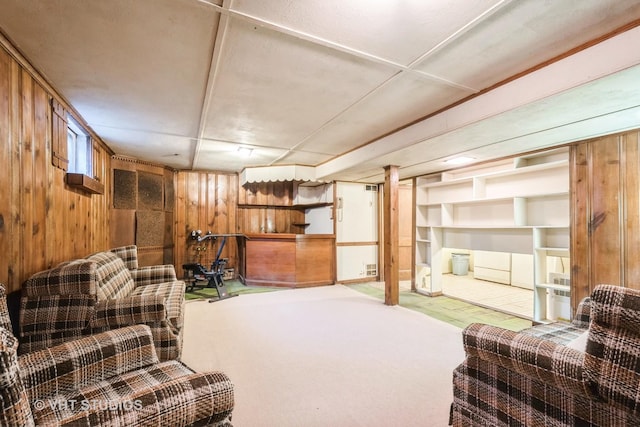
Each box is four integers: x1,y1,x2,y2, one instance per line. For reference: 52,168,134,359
384,165,399,306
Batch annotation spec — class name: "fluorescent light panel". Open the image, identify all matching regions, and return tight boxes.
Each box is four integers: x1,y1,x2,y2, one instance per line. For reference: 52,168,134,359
238,147,253,157
445,156,474,165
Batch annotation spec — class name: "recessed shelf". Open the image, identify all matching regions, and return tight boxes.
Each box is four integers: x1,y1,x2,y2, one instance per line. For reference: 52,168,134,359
415,148,570,323
535,283,570,292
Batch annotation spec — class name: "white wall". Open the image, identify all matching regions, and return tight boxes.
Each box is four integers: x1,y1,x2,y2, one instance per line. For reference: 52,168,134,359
335,182,378,281
305,206,333,234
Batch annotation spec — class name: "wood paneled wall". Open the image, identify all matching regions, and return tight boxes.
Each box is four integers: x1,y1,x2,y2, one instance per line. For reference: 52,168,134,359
175,171,239,274
398,184,413,281
570,129,640,308
238,181,306,234
0,44,111,293
110,156,174,266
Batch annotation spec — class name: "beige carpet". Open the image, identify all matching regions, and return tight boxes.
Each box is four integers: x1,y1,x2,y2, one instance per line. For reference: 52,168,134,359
181,285,465,427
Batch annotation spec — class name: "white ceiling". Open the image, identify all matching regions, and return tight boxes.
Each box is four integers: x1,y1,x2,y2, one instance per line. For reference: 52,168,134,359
1,0,640,183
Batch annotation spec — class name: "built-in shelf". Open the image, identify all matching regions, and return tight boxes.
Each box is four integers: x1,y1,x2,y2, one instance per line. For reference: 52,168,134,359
536,282,571,292
66,173,104,194
414,148,571,323
238,202,332,209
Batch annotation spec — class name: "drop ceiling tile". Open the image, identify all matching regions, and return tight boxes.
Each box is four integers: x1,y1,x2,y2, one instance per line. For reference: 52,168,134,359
92,126,196,169
195,140,288,172
271,150,334,166
201,17,399,148
297,72,472,155
414,0,640,90
0,0,218,136
372,66,640,179
231,0,503,65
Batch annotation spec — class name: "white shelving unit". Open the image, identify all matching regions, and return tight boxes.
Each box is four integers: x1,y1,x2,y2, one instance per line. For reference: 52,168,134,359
414,149,570,321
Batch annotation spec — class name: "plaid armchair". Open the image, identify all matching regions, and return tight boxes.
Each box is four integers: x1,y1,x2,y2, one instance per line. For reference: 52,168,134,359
0,283,234,426
451,284,640,426
19,245,184,361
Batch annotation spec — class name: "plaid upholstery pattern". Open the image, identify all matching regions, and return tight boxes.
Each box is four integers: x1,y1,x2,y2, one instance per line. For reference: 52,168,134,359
131,265,178,287
0,285,13,332
86,251,136,300
20,246,185,361
91,295,167,328
585,285,640,415
33,363,234,426
90,294,182,361
0,284,35,427
131,281,185,331
110,244,139,270
19,325,159,400
19,260,98,354
521,321,586,344
451,287,640,427
3,283,235,426
572,296,592,328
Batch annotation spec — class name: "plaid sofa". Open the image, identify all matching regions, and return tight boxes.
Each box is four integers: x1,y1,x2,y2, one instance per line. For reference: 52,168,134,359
0,283,234,427
451,284,640,426
19,245,184,361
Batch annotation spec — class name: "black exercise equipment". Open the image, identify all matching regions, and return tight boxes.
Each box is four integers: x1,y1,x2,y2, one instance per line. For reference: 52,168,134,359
183,235,237,302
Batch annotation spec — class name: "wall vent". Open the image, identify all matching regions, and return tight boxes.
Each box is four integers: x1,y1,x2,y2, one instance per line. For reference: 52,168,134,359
550,289,570,298
365,184,378,192
365,263,378,276
549,272,570,298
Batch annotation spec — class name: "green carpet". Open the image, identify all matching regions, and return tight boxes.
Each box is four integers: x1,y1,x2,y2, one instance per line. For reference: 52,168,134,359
186,280,532,331
184,280,284,301
347,283,533,331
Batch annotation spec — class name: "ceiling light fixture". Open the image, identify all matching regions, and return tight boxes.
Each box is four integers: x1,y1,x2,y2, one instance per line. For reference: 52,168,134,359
238,147,253,157
445,156,474,165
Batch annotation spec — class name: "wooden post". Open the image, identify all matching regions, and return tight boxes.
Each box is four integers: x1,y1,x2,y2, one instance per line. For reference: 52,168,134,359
384,165,399,306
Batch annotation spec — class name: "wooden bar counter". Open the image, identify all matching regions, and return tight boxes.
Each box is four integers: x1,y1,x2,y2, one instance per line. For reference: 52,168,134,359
244,233,335,288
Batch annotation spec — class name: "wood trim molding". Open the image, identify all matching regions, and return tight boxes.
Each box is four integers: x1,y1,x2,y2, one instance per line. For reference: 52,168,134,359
383,165,399,306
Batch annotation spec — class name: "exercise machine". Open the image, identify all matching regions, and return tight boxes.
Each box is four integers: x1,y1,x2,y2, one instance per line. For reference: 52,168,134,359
183,234,237,302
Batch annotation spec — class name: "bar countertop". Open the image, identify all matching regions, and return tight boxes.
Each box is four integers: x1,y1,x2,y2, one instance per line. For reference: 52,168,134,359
243,233,335,288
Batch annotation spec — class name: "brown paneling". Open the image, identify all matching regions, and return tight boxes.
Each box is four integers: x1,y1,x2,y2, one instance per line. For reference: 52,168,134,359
398,185,413,281
50,98,68,170
111,156,174,267
137,247,164,267
590,136,622,286
623,132,640,285
570,130,640,310
175,171,239,273
570,143,591,307
245,234,334,287
246,237,296,283
383,166,399,305
239,181,293,206
110,209,136,247
0,46,111,293
0,50,12,288
296,236,335,284
237,178,305,235
237,207,305,234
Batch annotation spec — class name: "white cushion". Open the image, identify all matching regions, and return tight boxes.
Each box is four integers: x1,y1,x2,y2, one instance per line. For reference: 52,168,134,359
566,330,589,352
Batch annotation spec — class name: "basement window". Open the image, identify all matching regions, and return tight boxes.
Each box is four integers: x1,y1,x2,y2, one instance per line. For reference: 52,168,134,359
65,115,104,194
67,115,92,175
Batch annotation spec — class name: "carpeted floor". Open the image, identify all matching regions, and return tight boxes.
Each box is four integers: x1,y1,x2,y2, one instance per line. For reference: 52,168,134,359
186,281,533,331
181,285,466,426
184,280,283,301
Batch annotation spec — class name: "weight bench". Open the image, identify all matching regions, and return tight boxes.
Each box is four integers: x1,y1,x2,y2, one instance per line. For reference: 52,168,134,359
183,235,237,302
